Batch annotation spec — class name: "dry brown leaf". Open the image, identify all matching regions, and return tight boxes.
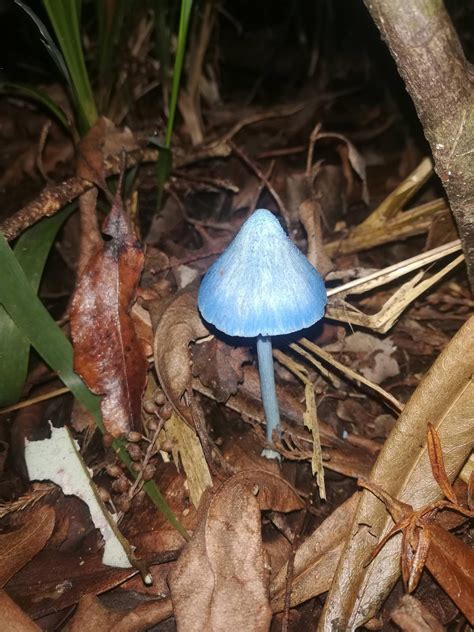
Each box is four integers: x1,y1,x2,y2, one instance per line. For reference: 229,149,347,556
0,589,40,632
0,505,55,587
423,522,474,624
270,494,359,612
192,337,249,403
389,594,445,632
169,469,304,632
149,291,208,427
319,316,474,630
70,189,147,437
67,593,173,632
77,117,137,189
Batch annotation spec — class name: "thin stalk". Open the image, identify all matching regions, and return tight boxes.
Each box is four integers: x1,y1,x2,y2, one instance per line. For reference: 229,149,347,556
256,335,280,459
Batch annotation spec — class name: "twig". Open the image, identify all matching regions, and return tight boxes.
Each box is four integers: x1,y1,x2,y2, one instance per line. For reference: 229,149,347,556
1,142,232,241
230,141,291,226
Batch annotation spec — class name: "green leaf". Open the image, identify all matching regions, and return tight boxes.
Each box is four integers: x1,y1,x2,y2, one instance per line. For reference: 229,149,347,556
0,229,101,416
42,0,98,133
0,231,189,540
165,0,193,147
14,0,70,83
0,206,75,407
0,82,70,132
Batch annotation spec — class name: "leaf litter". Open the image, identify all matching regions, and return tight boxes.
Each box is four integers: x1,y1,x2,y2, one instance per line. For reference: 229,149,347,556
0,7,473,631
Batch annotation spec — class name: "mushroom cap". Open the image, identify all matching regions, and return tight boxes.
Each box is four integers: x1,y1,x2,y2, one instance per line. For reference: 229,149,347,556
198,209,327,337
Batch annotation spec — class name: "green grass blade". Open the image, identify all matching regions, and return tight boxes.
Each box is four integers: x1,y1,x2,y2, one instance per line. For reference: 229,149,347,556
42,0,98,133
165,0,193,147
14,0,70,83
0,82,71,131
0,232,189,540
0,206,75,407
0,231,101,415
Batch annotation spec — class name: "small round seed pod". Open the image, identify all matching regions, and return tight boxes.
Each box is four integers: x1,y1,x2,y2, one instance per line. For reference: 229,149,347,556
143,399,157,414
127,431,143,443
142,463,156,481
160,403,173,420
126,443,143,461
102,433,114,449
116,494,131,513
106,464,122,478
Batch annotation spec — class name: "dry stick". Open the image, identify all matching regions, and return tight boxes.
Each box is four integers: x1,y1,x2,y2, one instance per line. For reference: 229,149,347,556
250,160,275,214
327,239,462,298
292,340,404,413
230,141,291,227
0,386,70,415
0,143,232,241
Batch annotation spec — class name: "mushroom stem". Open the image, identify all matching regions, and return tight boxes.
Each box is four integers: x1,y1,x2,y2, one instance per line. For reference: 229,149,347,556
256,335,281,459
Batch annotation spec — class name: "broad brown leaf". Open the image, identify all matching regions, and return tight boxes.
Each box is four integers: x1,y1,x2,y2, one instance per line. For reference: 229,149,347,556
0,505,55,587
424,522,474,624
320,315,474,630
70,190,147,437
149,291,208,427
168,469,303,632
270,494,359,612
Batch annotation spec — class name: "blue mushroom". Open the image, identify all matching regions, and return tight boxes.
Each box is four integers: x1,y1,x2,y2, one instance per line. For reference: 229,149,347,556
198,209,327,458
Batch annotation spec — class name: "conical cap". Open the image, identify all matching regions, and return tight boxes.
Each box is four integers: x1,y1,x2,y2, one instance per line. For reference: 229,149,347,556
198,209,326,337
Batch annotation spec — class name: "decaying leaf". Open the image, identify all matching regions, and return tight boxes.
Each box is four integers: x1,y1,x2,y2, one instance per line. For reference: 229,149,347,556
160,412,213,508
320,316,474,630
70,187,147,437
149,291,208,427
270,494,359,612
68,593,173,632
192,337,249,403
0,589,40,631
25,426,134,569
389,594,445,632
0,504,55,587
169,469,303,632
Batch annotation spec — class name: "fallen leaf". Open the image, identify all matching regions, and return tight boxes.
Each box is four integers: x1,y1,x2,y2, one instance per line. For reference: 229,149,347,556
270,494,359,612
423,522,474,624
0,589,40,632
320,316,474,630
0,505,55,587
68,593,173,632
169,469,303,632
159,412,213,508
325,331,400,384
389,594,444,632
70,187,147,437
149,291,208,427
192,337,249,403
25,425,134,568
77,117,137,189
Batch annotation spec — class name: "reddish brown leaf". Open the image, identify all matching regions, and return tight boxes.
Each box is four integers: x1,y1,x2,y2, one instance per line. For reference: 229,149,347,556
0,505,55,587
149,291,208,427
70,190,147,437
424,522,474,624
169,469,303,632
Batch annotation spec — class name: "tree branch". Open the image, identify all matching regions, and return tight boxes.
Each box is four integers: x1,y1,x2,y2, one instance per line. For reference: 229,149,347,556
364,0,474,287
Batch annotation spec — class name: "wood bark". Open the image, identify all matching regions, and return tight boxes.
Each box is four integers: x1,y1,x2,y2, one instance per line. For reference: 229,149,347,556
364,0,474,287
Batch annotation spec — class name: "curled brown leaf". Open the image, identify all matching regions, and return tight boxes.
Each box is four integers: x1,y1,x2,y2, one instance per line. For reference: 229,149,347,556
169,470,303,632
150,291,208,427
70,190,147,437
